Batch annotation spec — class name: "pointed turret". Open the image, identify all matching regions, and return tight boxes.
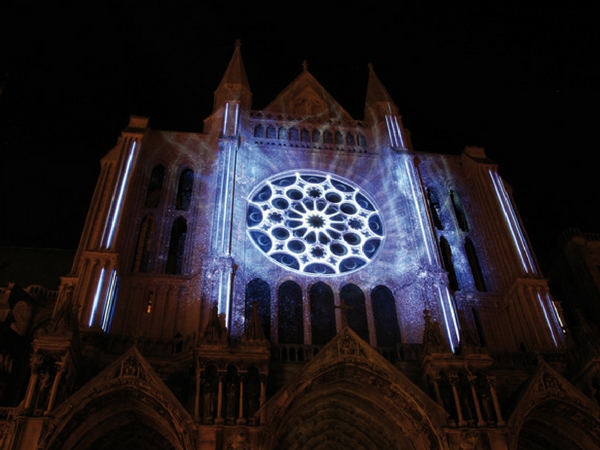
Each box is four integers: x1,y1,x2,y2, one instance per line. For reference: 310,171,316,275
364,63,410,150
364,63,399,120
212,39,252,113
205,40,252,136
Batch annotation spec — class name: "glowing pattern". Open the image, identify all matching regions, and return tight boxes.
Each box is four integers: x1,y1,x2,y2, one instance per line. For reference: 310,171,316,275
247,172,385,275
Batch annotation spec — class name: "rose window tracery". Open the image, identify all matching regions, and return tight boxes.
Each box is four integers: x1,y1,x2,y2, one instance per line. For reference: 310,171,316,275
246,172,385,275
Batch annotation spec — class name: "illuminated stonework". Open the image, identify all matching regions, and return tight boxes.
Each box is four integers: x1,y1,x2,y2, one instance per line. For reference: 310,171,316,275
247,172,384,275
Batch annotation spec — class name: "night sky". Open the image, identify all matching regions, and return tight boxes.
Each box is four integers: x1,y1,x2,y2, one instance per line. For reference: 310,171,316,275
1,3,598,270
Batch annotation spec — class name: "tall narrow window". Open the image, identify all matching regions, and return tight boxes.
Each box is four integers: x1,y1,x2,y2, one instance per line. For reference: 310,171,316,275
440,237,459,291
323,130,333,144
145,165,165,208
346,133,355,145
371,285,401,347
278,281,303,344
267,125,276,139
278,127,288,140
427,187,444,230
465,237,487,291
310,282,336,345
289,127,299,141
165,217,187,275
341,284,369,343
245,279,271,340
175,168,194,211
450,190,469,232
132,215,155,272
472,307,487,347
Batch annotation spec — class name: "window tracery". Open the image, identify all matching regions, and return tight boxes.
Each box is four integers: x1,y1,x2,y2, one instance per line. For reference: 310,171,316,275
246,172,385,275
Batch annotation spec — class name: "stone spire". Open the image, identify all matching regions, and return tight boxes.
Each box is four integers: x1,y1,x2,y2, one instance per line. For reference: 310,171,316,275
421,309,452,355
212,39,252,112
364,63,399,124
200,303,229,346
240,302,269,347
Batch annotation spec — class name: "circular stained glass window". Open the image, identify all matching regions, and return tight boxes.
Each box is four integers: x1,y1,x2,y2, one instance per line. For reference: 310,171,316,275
246,172,385,275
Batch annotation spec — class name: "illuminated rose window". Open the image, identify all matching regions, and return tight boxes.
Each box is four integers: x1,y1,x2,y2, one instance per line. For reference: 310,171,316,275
246,172,385,275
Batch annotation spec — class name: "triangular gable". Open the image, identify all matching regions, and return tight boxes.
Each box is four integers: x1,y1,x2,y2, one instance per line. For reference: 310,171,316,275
43,346,194,448
261,327,448,449
262,69,355,122
506,359,600,447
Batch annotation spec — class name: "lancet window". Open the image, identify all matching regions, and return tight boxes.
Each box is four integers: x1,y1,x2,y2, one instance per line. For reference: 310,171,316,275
341,283,369,343
165,217,187,275
309,282,336,345
245,278,271,340
132,214,155,273
371,285,401,347
440,236,459,291
175,168,194,211
277,280,303,344
465,237,487,291
145,164,165,208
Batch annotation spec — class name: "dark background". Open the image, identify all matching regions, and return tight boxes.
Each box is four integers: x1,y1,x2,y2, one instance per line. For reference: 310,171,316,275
1,2,598,270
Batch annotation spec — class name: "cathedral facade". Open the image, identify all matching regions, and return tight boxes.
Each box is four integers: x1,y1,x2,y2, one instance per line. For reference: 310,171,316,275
2,42,600,449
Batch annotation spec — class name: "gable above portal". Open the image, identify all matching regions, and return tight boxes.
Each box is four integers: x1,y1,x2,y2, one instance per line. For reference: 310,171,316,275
262,70,354,122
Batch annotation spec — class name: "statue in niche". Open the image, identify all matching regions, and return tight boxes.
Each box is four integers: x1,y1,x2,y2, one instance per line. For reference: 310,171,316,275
246,376,260,422
202,377,216,422
226,379,237,419
35,364,55,411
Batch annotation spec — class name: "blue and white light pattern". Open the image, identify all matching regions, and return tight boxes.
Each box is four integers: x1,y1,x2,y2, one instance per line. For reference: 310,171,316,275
247,172,385,275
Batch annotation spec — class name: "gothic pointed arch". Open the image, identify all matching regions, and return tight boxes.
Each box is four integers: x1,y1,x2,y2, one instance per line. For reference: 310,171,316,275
508,361,600,449
40,347,194,450
261,328,447,450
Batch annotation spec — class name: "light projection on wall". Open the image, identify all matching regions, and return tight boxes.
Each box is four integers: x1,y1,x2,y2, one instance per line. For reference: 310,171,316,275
488,169,537,275
247,171,385,275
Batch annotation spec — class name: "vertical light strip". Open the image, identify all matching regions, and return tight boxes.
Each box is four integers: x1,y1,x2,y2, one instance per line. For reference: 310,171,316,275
101,270,118,332
88,267,106,327
233,103,240,135
405,158,433,264
102,141,138,248
223,103,230,135
437,285,459,352
537,292,564,347
488,170,537,274
385,115,405,149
